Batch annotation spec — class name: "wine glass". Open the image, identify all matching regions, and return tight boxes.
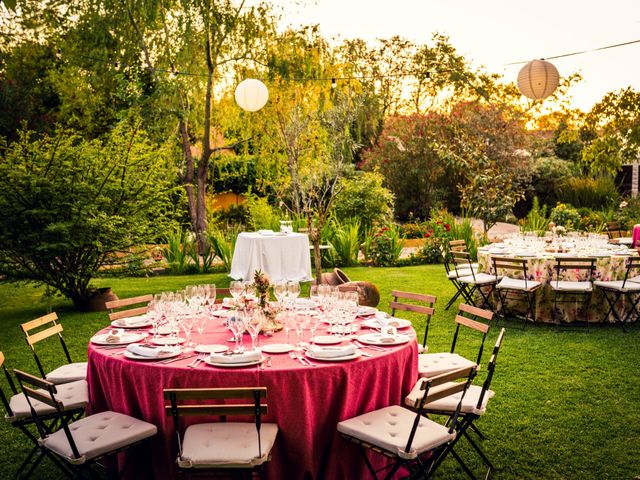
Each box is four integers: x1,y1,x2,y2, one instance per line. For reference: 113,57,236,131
247,310,264,351
274,281,287,306
230,281,244,300
228,312,244,353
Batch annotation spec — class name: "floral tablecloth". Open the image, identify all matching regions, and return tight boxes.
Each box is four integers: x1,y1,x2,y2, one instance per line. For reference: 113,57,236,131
477,250,639,323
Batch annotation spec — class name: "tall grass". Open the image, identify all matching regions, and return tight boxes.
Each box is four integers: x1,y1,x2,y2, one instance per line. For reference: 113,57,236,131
162,228,190,274
208,229,235,272
520,197,549,235
558,176,619,209
328,218,361,267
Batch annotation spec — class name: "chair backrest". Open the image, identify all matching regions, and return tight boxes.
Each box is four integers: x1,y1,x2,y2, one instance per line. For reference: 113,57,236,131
13,369,84,460
106,294,153,322
164,387,268,461
449,239,467,252
20,313,72,378
492,257,532,288
474,328,506,412
553,257,596,287
450,251,475,278
606,221,625,239
390,290,436,349
406,365,477,454
214,288,231,304
451,303,492,365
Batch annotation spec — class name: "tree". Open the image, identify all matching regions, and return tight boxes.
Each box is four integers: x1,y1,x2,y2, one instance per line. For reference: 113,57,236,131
0,119,176,308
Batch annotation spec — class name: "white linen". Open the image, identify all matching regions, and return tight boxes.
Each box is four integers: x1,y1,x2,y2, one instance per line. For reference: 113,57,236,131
307,345,356,358
209,350,261,364
120,315,149,326
125,344,179,357
230,232,312,282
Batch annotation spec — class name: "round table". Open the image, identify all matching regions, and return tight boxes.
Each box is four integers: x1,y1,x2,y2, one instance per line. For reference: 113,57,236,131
477,244,639,323
229,232,313,282
87,317,418,479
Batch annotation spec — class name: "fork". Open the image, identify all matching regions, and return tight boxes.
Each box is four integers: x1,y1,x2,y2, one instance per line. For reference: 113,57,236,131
296,350,317,367
188,354,205,368
353,340,385,352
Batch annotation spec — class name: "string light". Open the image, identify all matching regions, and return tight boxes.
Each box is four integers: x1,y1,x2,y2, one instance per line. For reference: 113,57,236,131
331,78,337,89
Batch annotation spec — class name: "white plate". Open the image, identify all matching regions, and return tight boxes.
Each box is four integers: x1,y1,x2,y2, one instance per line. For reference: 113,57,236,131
212,310,235,318
152,337,185,345
111,317,153,329
306,350,362,362
363,318,412,330
311,335,342,345
91,332,146,346
357,333,412,346
261,343,294,354
203,356,264,368
357,306,377,316
295,298,317,309
194,344,229,354
123,349,180,361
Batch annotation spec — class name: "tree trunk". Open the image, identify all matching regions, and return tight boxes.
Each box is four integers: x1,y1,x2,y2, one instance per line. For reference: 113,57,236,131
179,119,198,229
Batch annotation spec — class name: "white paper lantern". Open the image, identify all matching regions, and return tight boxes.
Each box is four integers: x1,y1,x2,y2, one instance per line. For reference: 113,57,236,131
517,59,560,100
234,78,269,112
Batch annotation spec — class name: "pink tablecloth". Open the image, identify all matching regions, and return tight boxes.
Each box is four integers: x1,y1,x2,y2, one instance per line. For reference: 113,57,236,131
632,224,640,248
87,319,418,479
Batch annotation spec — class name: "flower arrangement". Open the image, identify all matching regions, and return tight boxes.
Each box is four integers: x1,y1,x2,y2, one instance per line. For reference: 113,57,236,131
252,270,283,332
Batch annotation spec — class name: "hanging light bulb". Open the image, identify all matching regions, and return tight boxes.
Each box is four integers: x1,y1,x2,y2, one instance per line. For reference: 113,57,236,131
331,78,337,89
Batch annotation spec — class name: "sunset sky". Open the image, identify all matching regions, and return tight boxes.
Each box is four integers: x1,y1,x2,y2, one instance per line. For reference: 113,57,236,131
272,0,640,111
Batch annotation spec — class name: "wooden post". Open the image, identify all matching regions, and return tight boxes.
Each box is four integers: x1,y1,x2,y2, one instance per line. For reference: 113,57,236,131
633,159,640,198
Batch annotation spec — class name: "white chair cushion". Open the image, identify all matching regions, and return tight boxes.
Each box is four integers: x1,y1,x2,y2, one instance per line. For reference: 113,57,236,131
41,411,157,465
417,344,428,354
457,273,499,285
550,280,592,292
337,405,454,459
405,381,494,416
497,277,541,291
627,275,640,284
594,280,640,292
447,267,477,279
46,362,88,384
418,353,476,379
7,380,88,422
179,422,278,469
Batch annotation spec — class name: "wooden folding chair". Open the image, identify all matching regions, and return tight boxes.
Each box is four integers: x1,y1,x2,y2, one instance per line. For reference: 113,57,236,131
594,257,640,331
606,221,626,240
418,303,492,379
493,257,542,323
551,257,596,324
443,250,477,311
164,387,278,478
337,366,477,480
14,369,156,479
452,251,498,312
390,290,436,353
0,353,87,479
407,329,507,480
105,294,153,325
20,313,87,384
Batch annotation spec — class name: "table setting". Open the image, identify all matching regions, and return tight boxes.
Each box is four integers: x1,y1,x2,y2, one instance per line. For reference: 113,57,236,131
476,232,640,323
87,278,418,479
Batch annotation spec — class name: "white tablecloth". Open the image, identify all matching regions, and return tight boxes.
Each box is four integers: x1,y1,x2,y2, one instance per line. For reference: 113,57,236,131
229,232,312,282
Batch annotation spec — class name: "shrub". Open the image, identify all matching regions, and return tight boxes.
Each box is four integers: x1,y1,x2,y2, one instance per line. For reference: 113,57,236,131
616,197,640,230
369,225,405,266
163,228,192,274
332,171,395,230
400,223,427,239
0,124,175,308
417,238,444,264
531,156,575,207
558,176,619,209
576,208,607,232
245,196,280,231
550,203,581,229
208,228,235,272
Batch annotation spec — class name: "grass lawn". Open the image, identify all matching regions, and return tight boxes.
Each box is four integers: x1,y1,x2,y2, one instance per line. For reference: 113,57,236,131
0,265,639,479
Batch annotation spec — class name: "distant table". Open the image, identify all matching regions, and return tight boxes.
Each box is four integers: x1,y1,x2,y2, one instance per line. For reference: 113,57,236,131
230,232,312,282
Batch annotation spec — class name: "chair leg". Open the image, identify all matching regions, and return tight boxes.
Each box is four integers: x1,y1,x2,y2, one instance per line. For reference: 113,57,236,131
450,448,478,480
470,422,487,441
463,429,495,472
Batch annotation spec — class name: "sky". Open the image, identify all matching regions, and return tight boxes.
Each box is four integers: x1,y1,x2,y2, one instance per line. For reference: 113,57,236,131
269,0,640,112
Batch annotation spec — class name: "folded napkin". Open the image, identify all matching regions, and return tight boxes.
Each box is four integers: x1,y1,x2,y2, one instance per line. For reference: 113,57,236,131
258,229,275,236
126,344,179,357
378,334,397,344
307,345,356,358
209,350,261,364
105,329,124,343
120,315,148,326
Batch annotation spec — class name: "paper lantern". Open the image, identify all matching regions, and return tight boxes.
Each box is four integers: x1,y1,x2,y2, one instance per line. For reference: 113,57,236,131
517,59,559,100
234,79,269,112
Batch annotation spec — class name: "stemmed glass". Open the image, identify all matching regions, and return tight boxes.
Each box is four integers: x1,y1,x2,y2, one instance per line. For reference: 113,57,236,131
202,284,217,314
230,281,244,300
274,281,287,307
309,313,321,346
286,281,301,304
247,310,264,351
180,312,196,350
228,311,245,353
295,314,310,348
